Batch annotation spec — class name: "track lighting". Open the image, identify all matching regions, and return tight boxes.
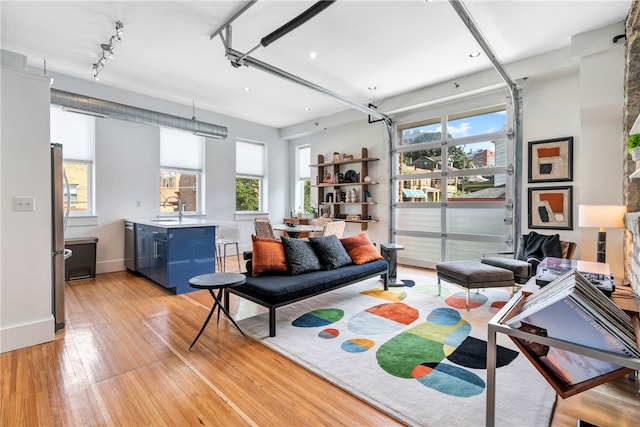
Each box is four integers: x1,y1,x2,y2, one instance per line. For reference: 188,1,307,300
91,20,124,81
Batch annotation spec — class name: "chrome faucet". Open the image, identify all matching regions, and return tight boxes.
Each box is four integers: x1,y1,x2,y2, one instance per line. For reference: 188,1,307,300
162,196,185,218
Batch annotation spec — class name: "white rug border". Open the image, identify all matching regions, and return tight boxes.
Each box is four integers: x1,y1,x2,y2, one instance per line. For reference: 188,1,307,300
238,272,556,427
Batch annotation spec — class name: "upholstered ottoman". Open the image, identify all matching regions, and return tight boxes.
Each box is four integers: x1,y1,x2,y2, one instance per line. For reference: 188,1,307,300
435,261,514,310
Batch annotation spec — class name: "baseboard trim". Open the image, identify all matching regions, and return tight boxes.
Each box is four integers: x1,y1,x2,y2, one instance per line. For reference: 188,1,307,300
96,259,125,274
1,316,54,353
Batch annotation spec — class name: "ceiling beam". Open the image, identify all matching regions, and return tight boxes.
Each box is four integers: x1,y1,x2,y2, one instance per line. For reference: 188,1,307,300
226,48,392,125
448,0,516,92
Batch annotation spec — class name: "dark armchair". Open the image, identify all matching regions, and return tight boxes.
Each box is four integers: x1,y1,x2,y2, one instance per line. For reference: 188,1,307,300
481,231,577,284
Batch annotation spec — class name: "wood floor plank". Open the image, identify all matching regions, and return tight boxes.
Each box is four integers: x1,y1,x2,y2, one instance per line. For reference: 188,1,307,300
2,262,639,426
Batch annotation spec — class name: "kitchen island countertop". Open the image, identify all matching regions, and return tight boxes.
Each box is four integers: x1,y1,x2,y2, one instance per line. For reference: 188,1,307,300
124,217,233,229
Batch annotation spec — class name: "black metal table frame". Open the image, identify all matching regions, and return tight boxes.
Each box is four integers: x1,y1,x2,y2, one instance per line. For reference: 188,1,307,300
189,275,247,350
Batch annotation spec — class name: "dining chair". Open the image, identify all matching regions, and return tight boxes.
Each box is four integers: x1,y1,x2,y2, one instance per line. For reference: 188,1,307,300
216,223,241,272
308,217,333,237
254,217,277,239
322,220,345,238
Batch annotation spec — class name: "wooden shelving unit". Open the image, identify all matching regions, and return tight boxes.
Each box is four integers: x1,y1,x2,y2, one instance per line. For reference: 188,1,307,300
310,147,379,231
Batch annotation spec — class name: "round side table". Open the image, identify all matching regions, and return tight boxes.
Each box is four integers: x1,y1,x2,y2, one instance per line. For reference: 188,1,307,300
188,272,247,350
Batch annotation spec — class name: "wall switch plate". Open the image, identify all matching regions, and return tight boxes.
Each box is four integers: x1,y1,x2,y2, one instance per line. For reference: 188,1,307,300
13,196,35,211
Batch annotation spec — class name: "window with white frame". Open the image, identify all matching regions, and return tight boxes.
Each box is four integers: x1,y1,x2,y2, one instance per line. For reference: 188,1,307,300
236,140,265,212
50,106,95,216
160,128,204,214
296,145,311,214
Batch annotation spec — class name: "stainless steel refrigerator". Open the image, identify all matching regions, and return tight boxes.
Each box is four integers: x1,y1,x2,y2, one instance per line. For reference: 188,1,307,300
51,143,71,331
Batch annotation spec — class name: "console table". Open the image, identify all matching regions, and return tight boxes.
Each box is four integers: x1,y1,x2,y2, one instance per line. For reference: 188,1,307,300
485,279,640,426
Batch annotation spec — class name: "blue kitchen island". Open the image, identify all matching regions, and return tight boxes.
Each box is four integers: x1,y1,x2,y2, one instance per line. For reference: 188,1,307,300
125,218,223,294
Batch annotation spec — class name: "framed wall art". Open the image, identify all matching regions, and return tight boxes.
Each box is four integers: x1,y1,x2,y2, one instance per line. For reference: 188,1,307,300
528,186,573,230
528,137,573,183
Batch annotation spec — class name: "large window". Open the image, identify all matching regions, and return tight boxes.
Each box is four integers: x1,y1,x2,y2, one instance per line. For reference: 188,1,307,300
393,96,514,268
160,128,204,214
50,107,95,216
236,140,265,212
296,145,312,213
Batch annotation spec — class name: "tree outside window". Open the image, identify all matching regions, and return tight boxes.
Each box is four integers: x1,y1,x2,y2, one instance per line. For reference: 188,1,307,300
236,140,265,212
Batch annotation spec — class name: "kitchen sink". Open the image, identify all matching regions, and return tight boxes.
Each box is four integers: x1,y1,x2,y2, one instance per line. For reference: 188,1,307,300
148,218,179,222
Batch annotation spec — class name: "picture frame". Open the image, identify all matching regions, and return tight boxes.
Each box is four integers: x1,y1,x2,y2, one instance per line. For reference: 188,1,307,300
528,186,573,230
319,204,331,218
528,137,573,183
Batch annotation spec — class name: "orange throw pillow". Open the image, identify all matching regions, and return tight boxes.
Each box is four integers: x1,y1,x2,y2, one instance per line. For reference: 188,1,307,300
251,235,288,277
340,233,383,265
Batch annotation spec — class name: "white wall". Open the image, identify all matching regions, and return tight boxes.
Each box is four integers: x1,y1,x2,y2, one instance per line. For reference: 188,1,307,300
1,20,626,352
285,22,627,279
1,52,289,352
521,30,626,278
1,63,55,352
520,71,582,246
289,119,391,246
51,73,288,273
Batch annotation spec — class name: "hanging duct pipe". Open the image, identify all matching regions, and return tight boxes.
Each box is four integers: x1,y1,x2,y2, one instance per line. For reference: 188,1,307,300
50,89,228,139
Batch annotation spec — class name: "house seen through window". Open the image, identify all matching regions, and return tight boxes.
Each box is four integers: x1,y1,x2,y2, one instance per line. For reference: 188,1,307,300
50,106,95,216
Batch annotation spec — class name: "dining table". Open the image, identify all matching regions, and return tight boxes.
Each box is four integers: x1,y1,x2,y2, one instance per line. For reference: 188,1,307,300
272,223,324,238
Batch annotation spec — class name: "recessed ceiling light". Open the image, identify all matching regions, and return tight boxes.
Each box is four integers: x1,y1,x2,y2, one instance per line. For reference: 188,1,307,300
308,52,317,59
304,107,311,111
368,86,377,91
243,87,251,92
469,51,481,58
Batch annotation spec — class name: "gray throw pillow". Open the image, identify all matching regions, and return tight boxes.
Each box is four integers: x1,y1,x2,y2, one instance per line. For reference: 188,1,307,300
309,235,352,270
281,237,323,275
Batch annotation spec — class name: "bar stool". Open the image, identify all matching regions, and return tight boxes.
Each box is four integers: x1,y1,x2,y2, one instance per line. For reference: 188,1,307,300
216,224,241,272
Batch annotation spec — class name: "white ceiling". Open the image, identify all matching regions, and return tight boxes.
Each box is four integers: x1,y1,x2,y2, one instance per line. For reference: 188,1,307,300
0,0,632,128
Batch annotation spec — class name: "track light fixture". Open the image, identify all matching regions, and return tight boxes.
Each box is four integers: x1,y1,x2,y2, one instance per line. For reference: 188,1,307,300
92,20,124,81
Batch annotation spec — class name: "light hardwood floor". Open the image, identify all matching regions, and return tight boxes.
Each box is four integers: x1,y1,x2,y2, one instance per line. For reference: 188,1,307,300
1,262,639,426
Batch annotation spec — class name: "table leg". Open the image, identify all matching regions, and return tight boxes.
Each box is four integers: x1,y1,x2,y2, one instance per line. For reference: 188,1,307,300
189,296,221,350
217,301,247,338
486,323,497,427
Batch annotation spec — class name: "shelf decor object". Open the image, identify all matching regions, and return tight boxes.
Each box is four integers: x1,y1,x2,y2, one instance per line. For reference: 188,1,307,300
528,137,573,183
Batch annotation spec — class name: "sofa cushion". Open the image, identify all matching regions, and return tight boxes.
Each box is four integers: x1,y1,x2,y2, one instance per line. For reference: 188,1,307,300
251,235,288,277
481,257,530,281
238,260,389,305
308,235,352,270
281,236,323,275
340,232,383,265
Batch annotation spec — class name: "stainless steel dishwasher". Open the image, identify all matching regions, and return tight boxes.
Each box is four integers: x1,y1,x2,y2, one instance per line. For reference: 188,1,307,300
124,221,136,271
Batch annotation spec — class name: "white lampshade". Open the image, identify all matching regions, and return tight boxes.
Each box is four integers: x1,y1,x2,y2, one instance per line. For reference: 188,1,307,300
577,205,626,229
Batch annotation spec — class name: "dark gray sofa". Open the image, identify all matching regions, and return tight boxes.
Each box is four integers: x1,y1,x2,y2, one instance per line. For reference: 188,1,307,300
224,256,388,337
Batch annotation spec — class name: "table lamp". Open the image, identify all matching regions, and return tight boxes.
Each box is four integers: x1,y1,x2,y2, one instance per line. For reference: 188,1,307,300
577,205,626,263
